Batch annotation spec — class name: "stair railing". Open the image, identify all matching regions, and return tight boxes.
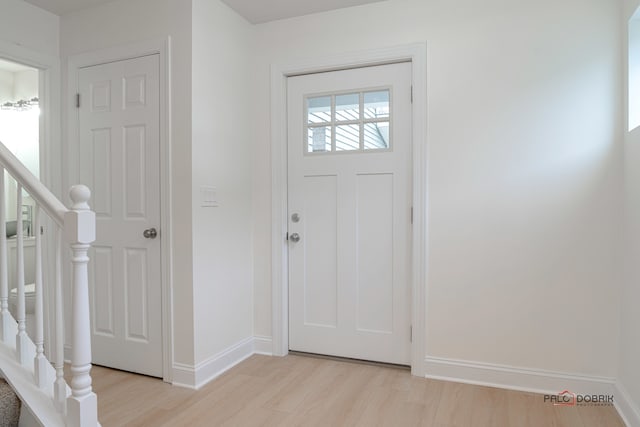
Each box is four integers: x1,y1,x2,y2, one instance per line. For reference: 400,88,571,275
0,141,98,427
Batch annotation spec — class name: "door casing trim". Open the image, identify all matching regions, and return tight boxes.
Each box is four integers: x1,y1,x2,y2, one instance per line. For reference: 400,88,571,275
66,38,174,382
270,43,428,376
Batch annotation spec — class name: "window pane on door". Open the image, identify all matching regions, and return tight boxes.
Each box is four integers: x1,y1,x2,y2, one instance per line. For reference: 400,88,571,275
364,122,389,149
307,96,331,124
336,125,360,151
308,126,332,152
336,93,359,122
364,90,389,119
304,88,391,154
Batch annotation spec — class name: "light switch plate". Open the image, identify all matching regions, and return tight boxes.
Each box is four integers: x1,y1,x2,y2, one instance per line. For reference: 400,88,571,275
201,186,218,207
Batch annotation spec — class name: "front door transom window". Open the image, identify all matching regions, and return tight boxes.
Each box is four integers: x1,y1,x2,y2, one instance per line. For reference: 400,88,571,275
305,89,391,154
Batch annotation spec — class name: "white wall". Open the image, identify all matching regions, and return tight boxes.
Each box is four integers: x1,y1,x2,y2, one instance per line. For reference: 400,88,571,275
60,0,195,367
0,68,37,102
621,0,640,419
252,0,623,378
0,0,59,57
0,69,12,101
60,0,257,377
13,69,38,101
191,0,254,365
5,0,624,395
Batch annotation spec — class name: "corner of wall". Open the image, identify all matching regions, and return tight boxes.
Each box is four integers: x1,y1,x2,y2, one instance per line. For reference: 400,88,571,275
172,336,270,389
621,2,640,426
615,382,640,427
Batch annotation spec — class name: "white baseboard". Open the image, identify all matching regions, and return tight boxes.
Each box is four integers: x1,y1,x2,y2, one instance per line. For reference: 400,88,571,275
253,335,273,355
173,336,255,389
615,382,640,427
172,336,273,389
424,356,616,396
171,362,197,389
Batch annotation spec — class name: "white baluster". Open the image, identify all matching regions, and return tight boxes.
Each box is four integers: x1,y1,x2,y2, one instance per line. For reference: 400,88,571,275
0,168,10,342
53,226,66,413
15,183,29,365
64,185,97,427
33,205,47,387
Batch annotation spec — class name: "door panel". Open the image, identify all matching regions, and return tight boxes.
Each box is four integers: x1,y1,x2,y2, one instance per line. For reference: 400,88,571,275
79,54,162,377
124,248,148,342
356,173,393,334
92,246,114,337
288,62,412,365
302,174,338,328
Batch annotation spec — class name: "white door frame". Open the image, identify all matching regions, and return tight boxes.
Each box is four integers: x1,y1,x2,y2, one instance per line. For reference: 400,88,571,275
0,40,61,361
67,38,174,382
271,43,428,376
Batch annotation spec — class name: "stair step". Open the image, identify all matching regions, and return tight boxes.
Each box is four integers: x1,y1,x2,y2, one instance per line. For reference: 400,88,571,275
0,378,21,427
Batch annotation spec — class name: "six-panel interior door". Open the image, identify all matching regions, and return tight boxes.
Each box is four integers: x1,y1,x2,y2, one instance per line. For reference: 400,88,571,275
287,62,412,365
78,54,162,377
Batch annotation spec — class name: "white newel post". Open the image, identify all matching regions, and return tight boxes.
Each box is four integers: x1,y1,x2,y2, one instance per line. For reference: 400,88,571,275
64,185,98,427
0,167,10,343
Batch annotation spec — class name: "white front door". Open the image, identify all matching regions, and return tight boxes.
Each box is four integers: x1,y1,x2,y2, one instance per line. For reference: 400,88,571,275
287,62,412,365
78,54,162,377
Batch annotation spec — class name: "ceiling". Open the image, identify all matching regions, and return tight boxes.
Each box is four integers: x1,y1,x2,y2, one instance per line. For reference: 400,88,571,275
23,0,387,22
220,0,387,24
23,0,118,16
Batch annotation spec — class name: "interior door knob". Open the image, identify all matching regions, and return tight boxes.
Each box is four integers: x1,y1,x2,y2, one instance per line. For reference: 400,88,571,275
143,228,158,239
290,233,300,243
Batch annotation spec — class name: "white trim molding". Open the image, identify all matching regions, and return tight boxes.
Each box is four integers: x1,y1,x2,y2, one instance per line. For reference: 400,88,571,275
424,356,616,396
172,337,255,390
253,335,273,356
270,43,428,376
615,382,640,427
66,37,174,383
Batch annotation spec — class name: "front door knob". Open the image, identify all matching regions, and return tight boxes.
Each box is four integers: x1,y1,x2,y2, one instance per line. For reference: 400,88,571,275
289,233,300,243
143,228,158,239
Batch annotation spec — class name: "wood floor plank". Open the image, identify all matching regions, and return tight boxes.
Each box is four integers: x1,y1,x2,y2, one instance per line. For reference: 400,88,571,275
468,384,509,427
552,404,585,427
432,380,476,426
76,355,625,427
579,404,626,427
264,358,343,413
287,363,372,425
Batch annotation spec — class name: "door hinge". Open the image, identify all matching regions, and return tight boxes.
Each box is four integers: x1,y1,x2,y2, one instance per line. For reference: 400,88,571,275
410,325,413,342
76,93,80,108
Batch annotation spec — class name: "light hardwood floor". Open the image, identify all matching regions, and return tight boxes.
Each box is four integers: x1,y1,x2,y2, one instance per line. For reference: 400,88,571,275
84,354,625,426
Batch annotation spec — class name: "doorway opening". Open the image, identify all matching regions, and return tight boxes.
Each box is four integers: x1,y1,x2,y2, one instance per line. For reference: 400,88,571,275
271,43,427,376
0,57,40,339
287,62,413,366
